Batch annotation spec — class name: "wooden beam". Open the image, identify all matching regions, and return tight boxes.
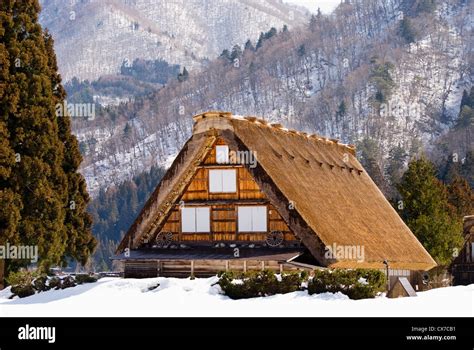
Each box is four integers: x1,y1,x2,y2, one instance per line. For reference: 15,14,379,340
197,164,244,169
191,260,194,277
180,199,269,206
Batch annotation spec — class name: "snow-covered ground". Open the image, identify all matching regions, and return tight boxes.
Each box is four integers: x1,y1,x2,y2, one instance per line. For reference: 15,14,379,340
0,277,472,317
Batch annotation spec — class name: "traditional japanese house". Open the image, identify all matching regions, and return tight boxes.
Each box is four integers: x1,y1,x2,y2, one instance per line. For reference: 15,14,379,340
113,111,436,282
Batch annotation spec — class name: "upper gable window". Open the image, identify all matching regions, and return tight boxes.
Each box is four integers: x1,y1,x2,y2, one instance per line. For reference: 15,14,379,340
209,169,236,193
216,145,229,164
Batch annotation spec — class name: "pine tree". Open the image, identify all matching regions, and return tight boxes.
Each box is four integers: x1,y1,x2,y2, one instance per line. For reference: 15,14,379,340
460,88,473,109
244,39,254,52
397,157,463,265
177,66,189,82
386,145,407,186
219,49,231,61
447,176,474,219
460,150,474,188
398,17,416,44
335,101,346,122
256,32,265,50
230,45,242,61
357,138,390,195
309,14,318,32
0,0,95,285
297,44,306,57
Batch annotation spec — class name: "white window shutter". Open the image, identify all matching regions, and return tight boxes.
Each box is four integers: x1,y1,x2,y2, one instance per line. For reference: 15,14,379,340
181,207,196,232
209,169,223,193
221,169,236,192
196,207,210,232
252,206,267,232
238,206,253,232
216,145,229,164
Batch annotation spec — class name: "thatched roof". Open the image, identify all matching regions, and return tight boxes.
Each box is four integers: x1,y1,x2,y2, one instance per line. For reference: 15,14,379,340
117,111,436,271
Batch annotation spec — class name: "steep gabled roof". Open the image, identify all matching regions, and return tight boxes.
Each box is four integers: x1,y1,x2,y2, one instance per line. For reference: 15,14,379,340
117,111,436,271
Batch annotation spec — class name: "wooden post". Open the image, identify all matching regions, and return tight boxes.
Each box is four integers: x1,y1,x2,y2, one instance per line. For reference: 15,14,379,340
191,260,195,277
261,261,265,271
243,260,247,273
225,260,229,272
279,263,283,274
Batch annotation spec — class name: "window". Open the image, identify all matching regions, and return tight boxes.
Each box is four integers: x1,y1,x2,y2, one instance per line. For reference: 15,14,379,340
209,169,236,193
181,207,210,233
238,206,267,232
216,145,229,164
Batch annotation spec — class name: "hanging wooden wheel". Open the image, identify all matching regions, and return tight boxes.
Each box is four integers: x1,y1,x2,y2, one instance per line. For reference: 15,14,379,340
266,231,284,247
155,231,173,247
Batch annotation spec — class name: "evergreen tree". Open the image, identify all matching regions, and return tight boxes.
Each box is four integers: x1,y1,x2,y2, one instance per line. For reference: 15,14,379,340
397,157,463,265
398,17,416,44
244,39,254,52
87,165,165,270
370,61,395,104
256,32,265,50
177,66,189,82
459,88,473,109
447,176,474,219
386,145,407,186
297,44,306,57
455,105,474,129
219,49,231,61
357,138,389,195
0,0,95,285
230,44,242,61
460,150,474,188
309,14,318,32
335,100,346,122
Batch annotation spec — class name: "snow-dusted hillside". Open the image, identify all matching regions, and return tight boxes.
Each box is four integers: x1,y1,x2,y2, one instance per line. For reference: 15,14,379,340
0,277,472,317
39,0,308,81
71,0,472,196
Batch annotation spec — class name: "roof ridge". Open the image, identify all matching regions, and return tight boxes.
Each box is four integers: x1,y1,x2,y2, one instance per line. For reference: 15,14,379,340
192,111,356,155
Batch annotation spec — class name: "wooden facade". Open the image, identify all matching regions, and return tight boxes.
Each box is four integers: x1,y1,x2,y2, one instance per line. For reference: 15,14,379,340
156,139,299,246
117,137,305,277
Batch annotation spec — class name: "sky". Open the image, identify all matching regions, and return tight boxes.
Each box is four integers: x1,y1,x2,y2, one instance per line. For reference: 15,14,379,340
283,0,340,14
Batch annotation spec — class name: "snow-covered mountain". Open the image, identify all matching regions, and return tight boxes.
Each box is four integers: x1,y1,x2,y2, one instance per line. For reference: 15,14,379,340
70,0,472,196
39,0,309,81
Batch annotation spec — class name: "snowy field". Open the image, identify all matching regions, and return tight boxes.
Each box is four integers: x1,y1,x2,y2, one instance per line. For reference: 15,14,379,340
0,277,472,317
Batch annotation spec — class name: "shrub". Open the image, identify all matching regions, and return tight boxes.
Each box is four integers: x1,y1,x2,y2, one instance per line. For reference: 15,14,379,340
33,275,51,292
217,270,307,299
75,274,98,284
6,270,99,298
60,276,77,289
6,270,39,298
307,269,386,300
48,277,61,290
